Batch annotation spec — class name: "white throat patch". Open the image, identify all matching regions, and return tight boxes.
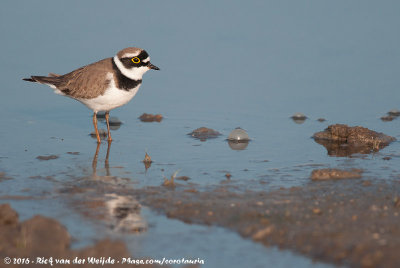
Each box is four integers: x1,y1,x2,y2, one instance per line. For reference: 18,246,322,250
113,55,150,80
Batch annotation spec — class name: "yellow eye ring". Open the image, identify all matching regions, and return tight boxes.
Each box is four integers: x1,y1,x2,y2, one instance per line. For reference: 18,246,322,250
131,57,141,64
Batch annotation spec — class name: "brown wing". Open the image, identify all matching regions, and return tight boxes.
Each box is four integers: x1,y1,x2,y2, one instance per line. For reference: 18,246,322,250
55,58,114,99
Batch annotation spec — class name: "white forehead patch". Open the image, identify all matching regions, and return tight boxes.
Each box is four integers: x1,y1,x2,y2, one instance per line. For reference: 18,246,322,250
121,52,141,58
142,57,150,63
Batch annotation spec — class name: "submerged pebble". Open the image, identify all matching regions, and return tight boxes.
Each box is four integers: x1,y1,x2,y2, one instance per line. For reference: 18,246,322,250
227,127,250,142
291,113,307,124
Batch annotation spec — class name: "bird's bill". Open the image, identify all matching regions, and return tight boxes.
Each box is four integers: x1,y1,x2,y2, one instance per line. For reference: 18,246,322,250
148,63,160,70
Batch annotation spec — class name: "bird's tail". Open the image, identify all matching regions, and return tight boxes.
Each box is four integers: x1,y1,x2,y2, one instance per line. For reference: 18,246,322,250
22,75,61,87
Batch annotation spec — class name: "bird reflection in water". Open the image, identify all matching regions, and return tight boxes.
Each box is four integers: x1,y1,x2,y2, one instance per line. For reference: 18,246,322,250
69,141,148,233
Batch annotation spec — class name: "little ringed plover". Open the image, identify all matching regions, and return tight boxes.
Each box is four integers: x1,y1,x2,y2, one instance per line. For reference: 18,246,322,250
23,47,159,143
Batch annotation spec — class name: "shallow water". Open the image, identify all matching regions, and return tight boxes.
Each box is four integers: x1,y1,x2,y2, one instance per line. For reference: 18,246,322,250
1,1,399,267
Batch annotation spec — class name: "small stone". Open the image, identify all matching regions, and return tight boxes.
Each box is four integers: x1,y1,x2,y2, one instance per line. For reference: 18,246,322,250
317,118,326,122
139,113,163,122
291,113,307,124
291,113,307,120
188,127,221,140
176,176,190,181
143,152,152,163
388,109,400,116
252,226,274,240
381,115,395,122
225,173,232,179
36,155,59,161
227,127,250,142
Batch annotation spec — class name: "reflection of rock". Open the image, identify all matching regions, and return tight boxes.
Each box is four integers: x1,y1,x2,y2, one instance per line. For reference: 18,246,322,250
109,117,122,130
0,204,137,267
310,168,363,180
36,155,59,161
228,140,249,150
139,113,163,122
188,127,221,141
313,124,396,156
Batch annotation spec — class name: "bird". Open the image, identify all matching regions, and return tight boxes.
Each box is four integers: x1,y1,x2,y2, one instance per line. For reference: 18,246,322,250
23,47,159,143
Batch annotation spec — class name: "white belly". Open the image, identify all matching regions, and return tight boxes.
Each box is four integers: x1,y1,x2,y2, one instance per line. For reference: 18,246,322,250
78,76,140,112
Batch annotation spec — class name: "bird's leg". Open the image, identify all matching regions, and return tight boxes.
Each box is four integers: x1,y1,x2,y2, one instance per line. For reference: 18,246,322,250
92,112,101,144
105,111,112,142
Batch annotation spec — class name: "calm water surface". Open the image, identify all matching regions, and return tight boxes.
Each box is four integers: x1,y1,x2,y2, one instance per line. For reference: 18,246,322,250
1,1,399,267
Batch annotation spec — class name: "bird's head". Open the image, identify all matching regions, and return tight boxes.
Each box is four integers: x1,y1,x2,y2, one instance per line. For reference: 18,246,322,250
113,47,159,80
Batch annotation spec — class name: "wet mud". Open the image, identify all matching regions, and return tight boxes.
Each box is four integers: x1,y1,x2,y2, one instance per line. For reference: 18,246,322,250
310,168,363,180
0,204,158,268
313,124,396,157
133,180,400,268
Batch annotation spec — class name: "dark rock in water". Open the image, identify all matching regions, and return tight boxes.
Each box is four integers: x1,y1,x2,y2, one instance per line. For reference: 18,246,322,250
381,115,395,122
36,155,59,161
188,127,221,141
291,113,307,124
313,124,396,156
139,113,163,122
388,109,400,117
176,176,191,181
311,168,363,180
317,118,326,122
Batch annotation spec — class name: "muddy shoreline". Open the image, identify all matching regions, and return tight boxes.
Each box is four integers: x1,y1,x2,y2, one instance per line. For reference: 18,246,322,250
133,179,400,268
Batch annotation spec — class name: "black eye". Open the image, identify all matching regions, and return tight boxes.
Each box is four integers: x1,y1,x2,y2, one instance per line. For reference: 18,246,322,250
131,57,140,64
